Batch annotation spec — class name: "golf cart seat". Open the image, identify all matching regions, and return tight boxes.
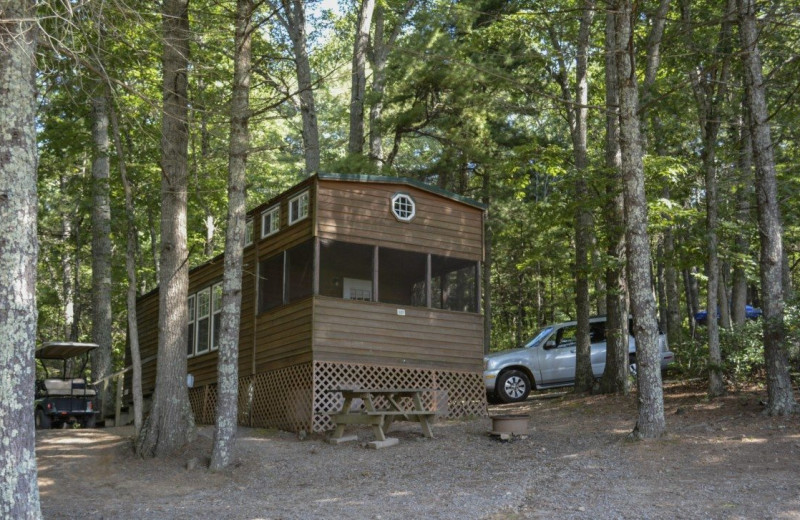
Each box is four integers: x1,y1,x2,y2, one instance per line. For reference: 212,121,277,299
43,378,96,396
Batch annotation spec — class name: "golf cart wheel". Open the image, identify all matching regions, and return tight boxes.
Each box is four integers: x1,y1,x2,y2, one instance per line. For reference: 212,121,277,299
83,415,97,428
35,409,51,430
497,370,531,403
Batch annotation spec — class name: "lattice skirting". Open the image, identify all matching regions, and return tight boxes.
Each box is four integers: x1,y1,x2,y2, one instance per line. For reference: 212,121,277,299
311,361,487,433
188,361,487,433
189,363,315,433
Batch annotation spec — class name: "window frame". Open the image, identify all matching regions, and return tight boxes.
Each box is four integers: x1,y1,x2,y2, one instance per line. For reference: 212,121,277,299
187,294,196,357
245,218,254,246
288,190,309,225
261,205,280,238
195,287,211,355
210,282,223,351
391,192,416,222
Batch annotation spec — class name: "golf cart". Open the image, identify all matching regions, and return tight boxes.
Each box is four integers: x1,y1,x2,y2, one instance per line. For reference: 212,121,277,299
34,342,100,429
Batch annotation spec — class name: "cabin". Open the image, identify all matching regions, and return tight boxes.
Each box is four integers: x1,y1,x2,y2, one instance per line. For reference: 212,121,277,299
131,173,487,433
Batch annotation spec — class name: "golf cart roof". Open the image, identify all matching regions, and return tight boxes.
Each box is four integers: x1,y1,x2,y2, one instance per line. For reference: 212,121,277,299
35,342,99,360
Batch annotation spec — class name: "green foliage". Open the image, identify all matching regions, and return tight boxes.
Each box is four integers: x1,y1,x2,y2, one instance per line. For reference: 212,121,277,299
675,302,800,385
719,320,766,381
30,0,800,403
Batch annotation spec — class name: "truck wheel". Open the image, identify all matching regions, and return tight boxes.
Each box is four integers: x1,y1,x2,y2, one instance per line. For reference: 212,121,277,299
497,370,531,403
35,409,51,430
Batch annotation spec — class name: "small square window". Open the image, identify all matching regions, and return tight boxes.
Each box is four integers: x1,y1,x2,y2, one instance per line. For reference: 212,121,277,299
261,206,280,238
289,191,309,225
391,193,415,222
245,219,254,246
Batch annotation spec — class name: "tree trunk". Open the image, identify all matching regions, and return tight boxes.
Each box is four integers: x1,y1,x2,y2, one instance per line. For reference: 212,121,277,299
782,247,793,299
204,213,216,257
656,248,667,332
683,0,735,397
684,266,700,337
137,0,196,457
737,0,798,415
110,102,144,435
731,107,752,325
573,0,596,394
719,263,732,329
616,0,665,437
0,2,42,517
369,4,387,166
548,1,596,393
59,175,78,341
599,7,629,395
482,172,493,354
639,0,672,146
704,151,723,396
593,245,607,316
147,203,160,285
210,0,253,471
368,0,414,167
274,0,320,173
663,218,682,347
90,89,114,417
348,0,376,155
639,0,676,352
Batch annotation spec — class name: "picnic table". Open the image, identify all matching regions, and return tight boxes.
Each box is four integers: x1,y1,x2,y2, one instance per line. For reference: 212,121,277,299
327,388,435,448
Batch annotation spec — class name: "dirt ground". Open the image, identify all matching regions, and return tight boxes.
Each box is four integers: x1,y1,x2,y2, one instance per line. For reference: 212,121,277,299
37,380,800,519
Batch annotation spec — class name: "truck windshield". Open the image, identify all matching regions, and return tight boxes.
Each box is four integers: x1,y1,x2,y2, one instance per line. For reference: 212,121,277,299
524,327,554,348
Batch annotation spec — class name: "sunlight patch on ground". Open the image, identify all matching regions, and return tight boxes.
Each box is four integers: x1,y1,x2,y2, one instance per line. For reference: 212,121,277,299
40,434,110,445
34,453,91,461
691,402,725,412
739,437,767,444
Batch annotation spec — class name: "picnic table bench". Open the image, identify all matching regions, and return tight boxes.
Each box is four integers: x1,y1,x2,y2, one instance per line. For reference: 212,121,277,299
327,388,435,448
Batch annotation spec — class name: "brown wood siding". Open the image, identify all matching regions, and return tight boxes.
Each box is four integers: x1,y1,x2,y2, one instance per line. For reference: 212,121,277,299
312,296,483,372
188,258,223,293
133,243,261,397
240,244,258,376
134,291,159,397
316,180,483,261
253,297,314,372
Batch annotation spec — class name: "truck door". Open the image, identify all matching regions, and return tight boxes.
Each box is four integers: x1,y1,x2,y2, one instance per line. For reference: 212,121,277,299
589,321,607,377
538,325,577,384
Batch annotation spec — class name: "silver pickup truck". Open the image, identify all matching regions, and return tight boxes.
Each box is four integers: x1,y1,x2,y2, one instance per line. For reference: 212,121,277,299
483,316,673,402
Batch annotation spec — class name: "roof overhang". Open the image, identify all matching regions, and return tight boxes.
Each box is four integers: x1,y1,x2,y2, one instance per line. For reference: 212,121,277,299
36,342,99,360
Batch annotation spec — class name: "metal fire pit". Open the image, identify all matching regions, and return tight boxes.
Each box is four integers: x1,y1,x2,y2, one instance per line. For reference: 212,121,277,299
489,414,530,438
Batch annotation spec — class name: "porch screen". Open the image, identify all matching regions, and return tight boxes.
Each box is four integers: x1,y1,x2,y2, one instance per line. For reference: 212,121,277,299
431,255,478,313
286,240,313,302
258,253,284,312
378,247,427,307
319,240,373,300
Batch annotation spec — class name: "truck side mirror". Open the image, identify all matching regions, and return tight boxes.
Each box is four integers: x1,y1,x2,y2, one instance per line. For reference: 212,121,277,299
544,339,557,350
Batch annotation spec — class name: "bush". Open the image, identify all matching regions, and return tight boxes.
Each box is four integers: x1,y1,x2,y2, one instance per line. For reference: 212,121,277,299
719,320,764,381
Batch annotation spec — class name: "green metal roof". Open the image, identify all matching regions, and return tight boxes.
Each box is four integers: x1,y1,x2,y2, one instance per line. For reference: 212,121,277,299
316,172,487,210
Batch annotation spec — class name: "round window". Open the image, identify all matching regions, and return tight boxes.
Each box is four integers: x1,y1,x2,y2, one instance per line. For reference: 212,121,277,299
391,193,416,222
